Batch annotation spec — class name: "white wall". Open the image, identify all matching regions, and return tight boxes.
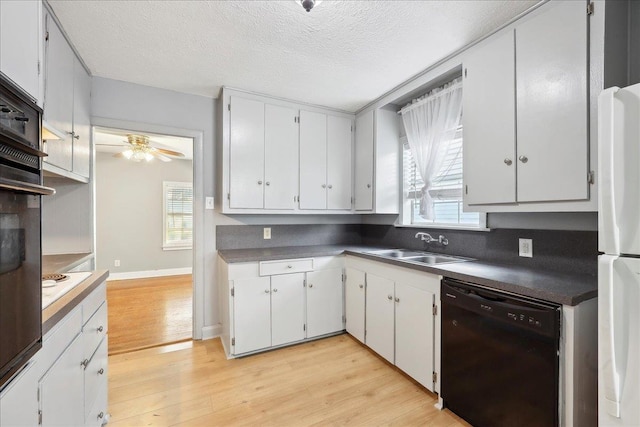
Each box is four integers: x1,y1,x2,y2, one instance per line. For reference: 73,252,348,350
91,77,216,338
95,152,192,274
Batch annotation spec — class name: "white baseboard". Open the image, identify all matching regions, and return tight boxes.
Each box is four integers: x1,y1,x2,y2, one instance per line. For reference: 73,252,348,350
108,267,192,281
201,324,222,340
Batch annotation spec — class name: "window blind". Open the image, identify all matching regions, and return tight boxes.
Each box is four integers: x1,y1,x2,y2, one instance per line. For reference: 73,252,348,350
164,182,193,247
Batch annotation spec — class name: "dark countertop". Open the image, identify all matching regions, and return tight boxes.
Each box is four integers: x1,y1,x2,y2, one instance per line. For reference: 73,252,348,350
218,245,597,306
42,270,109,335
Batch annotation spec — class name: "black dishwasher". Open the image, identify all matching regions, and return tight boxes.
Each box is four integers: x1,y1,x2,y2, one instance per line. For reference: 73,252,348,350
441,278,561,427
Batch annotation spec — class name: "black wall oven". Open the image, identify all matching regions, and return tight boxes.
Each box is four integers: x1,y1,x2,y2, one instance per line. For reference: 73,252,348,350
0,74,54,388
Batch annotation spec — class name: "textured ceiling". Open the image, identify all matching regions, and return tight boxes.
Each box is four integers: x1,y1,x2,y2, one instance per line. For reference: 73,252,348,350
49,0,539,112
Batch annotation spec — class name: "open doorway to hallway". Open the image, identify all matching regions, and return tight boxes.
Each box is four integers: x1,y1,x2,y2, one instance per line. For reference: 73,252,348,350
93,127,194,355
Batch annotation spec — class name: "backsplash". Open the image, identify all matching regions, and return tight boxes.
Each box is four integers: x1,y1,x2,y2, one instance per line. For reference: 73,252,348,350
216,224,598,276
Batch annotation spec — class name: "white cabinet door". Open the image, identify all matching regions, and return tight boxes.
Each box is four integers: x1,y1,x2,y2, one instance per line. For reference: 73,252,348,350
271,273,305,347
72,58,91,178
327,115,352,210
354,110,374,211
39,334,84,427
299,110,327,209
233,276,271,354
395,282,434,391
0,359,40,427
229,96,265,209
264,104,298,210
463,30,517,205
0,0,40,101
43,14,74,170
365,273,395,364
516,0,588,203
374,108,401,214
306,268,344,338
345,268,366,343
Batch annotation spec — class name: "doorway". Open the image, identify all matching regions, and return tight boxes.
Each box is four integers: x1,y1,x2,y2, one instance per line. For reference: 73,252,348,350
94,127,195,354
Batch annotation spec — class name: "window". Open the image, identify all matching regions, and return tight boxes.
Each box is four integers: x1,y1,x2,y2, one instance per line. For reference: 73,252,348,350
401,127,484,228
163,181,193,249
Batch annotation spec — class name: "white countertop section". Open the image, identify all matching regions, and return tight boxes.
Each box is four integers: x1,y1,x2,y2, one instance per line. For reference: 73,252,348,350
42,272,93,309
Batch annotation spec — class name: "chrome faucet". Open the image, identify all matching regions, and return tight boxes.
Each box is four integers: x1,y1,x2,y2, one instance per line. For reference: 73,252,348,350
415,232,448,246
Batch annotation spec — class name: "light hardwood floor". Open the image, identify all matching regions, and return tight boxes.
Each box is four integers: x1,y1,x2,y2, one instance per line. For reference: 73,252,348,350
108,335,470,426
107,275,193,355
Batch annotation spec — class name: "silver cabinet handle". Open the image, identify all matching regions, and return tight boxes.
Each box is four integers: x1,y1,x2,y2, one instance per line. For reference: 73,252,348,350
258,180,263,185
504,158,512,166
73,134,80,140
98,368,104,375
264,289,270,293
328,184,333,189
287,265,293,269
308,284,313,288
98,412,104,420
321,184,326,188
395,297,400,303
387,295,393,300
359,284,364,289
97,326,104,333
265,182,270,186
518,155,528,163
273,288,278,293
81,359,89,368
367,184,371,188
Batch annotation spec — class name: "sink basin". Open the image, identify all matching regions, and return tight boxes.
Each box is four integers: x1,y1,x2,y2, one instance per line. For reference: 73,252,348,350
365,249,472,265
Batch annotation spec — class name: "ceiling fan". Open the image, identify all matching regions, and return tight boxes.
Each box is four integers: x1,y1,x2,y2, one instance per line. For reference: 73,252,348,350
110,134,185,162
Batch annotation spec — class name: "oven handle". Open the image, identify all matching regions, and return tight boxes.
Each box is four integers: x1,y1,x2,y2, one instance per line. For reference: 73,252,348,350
0,177,55,195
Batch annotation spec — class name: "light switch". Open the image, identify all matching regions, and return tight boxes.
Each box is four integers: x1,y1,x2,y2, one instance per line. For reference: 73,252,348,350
264,228,271,239
519,238,533,258
205,197,214,210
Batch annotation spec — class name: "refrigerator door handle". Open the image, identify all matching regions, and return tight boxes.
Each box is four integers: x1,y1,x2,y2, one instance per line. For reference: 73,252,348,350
599,255,623,418
598,87,620,255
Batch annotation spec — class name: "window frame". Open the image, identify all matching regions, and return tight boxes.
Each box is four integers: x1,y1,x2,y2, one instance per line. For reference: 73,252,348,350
162,181,194,250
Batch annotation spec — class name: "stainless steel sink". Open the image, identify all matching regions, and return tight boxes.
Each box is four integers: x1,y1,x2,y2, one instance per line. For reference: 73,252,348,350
365,249,472,264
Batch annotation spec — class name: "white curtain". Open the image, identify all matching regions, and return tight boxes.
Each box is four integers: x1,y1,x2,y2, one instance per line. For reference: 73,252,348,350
401,78,463,220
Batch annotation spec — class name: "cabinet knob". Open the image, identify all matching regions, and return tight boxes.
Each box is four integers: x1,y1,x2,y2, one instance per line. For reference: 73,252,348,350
328,184,333,189
287,265,293,269
367,184,371,188
98,368,104,375
395,297,400,303
273,288,278,293
518,155,528,164
308,284,313,288
265,181,270,186
321,184,326,189
387,295,393,300
97,326,104,333
264,289,270,294
258,180,263,185
73,134,80,140
504,158,512,166
359,284,364,289
81,359,89,368
98,412,104,420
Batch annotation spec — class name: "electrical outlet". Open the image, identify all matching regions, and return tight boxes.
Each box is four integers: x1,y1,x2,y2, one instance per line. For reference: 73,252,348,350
519,239,533,258
263,227,271,239
205,197,214,210
114,259,121,267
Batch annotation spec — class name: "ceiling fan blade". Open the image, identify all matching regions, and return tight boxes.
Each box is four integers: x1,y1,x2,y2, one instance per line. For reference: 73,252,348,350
152,151,172,162
151,147,185,157
113,152,125,158
98,143,128,147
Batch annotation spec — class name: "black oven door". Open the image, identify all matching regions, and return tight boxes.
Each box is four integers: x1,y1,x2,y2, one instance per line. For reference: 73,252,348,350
0,188,42,388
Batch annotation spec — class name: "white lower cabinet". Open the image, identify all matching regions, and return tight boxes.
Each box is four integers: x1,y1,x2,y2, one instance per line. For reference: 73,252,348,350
220,256,345,357
346,256,440,392
344,268,366,343
0,281,108,426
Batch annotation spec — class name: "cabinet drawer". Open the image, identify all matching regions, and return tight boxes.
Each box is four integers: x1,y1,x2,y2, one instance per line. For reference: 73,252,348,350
41,307,82,367
259,258,314,276
83,302,107,361
84,337,107,418
85,378,108,427
83,282,106,324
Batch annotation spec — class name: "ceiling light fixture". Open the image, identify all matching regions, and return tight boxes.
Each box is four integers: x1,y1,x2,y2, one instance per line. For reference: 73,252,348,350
298,0,322,12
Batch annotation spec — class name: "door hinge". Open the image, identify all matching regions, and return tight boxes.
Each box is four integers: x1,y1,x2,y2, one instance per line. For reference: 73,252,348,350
464,68,467,78
231,337,235,346
228,104,231,111
433,304,438,316
303,324,306,331
342,273,346,282
37,60,41,75
587,2,594,15
465,185,468,195
227,192,230,201
303,279,307,287
588,171,595,185
45,30,49,42
342,315,346,324
38,410,42,425
433,372,438,384
230,288,234,297
351,124,354,132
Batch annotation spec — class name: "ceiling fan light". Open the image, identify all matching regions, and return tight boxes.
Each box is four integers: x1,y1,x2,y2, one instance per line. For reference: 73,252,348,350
144,152,154,162
122,149,133,159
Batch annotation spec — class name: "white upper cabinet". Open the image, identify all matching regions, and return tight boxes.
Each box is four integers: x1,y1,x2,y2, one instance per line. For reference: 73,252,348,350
463,30,516,205
354,110,374,210
327,115,353,210
515,0,588,203
299,110,328,210
72,58,91,178
463,0,588,208
264,104,298,210
229,96,265,209
43,13,74,171
0,0,41,102
354,107,401,213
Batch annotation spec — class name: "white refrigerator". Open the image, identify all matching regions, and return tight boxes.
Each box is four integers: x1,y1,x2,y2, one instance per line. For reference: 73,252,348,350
598,82,640,426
